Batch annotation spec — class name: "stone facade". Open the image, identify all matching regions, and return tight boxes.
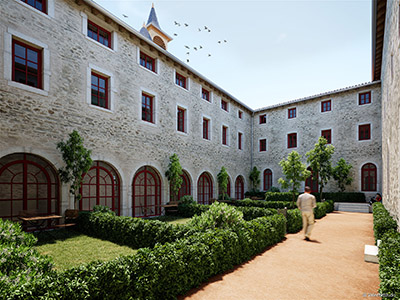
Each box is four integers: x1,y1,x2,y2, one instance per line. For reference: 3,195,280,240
0,0,386,219
253,82,382,198
379,0,400,224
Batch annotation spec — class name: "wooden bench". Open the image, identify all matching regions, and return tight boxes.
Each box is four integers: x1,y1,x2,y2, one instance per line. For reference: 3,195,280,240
161,201,179,214
54,209,78,228
18,210,62,231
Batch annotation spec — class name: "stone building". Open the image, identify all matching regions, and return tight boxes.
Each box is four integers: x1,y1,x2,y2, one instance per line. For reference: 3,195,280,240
0,0,385,220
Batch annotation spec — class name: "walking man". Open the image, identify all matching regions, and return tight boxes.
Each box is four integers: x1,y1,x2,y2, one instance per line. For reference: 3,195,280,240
297,186,316,241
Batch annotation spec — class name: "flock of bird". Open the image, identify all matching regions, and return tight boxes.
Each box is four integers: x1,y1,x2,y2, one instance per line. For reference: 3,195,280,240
173,21,228,63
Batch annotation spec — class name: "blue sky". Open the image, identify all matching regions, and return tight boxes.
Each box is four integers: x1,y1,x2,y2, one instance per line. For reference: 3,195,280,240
93,0,372,110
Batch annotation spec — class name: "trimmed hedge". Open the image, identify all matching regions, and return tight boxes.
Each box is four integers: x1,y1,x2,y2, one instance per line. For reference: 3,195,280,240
372,202,398,242
4,215,286,299
178,203,209,217
244,190,266,199
236,206,277,221
226,198,295,209
265,192,365,203
372,202,400,298
286,209,302,233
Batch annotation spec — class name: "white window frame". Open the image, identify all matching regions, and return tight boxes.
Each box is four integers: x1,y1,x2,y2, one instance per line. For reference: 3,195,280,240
202,115,212,141
221,124,230,147
357,90,373,106
200,86,213,103
137,48,159,75
320,128,333,144
174,70,190,91
221,99,230,113
81,12,118,52
287,131,298,149
238,131,244,150
259,137,268,152
320,99,332,114
140,88,158,126
176,103,189,135
4,28,50,96
87,63,115,113
357,122,372,142
13,0,55,18
287,107,297,120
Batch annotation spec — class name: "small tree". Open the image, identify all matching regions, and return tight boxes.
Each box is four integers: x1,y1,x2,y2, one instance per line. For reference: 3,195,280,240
165,154,183,202
249,166,260,191
332,158,353,192
278,151,311,204
57,130,93,209
217,166,229,200
306,137,335,200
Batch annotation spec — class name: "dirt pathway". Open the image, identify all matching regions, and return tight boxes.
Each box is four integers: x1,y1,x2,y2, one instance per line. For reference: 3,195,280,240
180,212,380,300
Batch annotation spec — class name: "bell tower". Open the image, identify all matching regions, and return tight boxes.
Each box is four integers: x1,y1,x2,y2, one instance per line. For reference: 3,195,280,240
141,3,172,50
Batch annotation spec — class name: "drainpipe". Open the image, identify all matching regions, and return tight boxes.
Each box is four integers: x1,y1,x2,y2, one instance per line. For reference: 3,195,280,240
251,111,254,170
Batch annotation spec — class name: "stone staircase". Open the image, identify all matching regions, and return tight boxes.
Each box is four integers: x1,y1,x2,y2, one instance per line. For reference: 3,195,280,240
334,202,371,213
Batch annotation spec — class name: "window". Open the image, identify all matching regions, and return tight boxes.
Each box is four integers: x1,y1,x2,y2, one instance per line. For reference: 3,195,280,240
91,72,108,109
238,132,243,150
305,167,318,193
20,0,46,13
88,21,111,48
235,176,244,200
359,124,371,140
321,129,332,144
259,114,266,124
177,107,186,132
288,133,297,148
259,139,267,152
202,88,210,102
12,39,42,89
238,111,243,119
362,163,377,191
203,118,210,140
142,93,154,123
288,108,296,119
222,126,228,145
263,169,272,191
321,100,331,112
176,72,187,89
359,92,371,105
197,172,213,205
140,51,156,72
221,100,228,112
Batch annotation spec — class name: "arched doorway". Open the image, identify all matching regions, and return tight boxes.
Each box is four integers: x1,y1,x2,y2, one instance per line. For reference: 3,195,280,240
80,161,121,215
305,167,318,193
197,172,213,204
263,169,272,191
235,176,244,200
362,163,377,191
132,166,162,217
170,170,191,201
0,153,59,221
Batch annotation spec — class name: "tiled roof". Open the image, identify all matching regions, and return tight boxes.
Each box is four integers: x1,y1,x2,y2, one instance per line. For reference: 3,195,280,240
140,25,152,40
255,81,381,113
147,7,161,29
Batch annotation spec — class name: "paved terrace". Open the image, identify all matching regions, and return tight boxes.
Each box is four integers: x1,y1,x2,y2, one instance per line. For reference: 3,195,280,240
180,212,379,300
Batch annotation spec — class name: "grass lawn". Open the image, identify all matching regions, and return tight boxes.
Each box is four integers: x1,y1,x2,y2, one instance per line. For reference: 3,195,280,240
149,215,191,225
34,230,137,271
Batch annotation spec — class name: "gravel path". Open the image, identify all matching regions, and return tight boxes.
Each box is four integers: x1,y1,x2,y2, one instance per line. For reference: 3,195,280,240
180,211,380,300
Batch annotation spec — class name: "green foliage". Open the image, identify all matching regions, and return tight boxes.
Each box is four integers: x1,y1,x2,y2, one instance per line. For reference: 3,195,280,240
57,130,93,208
178,200,209,217
93,205,116,215
312,192,365,202
228,198,296,209
179,195,196,205
306,137,335,200
234,206,277,221
244,190,266,199
188,202,245,230
373,202,398,242
217,166,229,200
249,166,261,191
278,151,311,203
265,192,294,202
286,209,303,233
332,158,353,192
165,154,183,201
267,186,280,192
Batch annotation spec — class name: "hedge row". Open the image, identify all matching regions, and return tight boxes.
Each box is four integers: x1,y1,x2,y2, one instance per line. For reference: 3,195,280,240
226,198,296,209
4,215,286,299
265,192,365,203
372,202,398,242
372,203,400,298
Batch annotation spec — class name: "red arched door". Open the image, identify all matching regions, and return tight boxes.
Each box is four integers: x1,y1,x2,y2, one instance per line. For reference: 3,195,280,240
80,161,121,215
362,163,377,191
170,170,191,202
264,169,272,191
226,177,231,198
305,167,318,193
197,172,213,204
235,176,244,200
0,153,59,221
132,166,161,217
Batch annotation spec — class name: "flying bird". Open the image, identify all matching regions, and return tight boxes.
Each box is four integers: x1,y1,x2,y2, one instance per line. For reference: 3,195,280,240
186,59,189,63
174,21,181,26
184,45,190,49
184,23,189,27
208,54,211,57
199,45,203,49
186,52,190,55
198,28,201,32
204,26,208,30
208,29,211,32
174,33,178,36
122,14,128,18
224,40,227,43
194,47,197,51
218,41,221,44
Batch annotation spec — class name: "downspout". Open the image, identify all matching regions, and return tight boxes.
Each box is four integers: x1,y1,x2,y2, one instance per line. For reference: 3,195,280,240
251,111,254,170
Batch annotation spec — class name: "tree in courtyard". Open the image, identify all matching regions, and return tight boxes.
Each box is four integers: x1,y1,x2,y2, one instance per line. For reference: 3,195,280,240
165,153,183,202
57,130,93,209
249,166,261,191
332,158,353,192
306,136,335,200
217,166,229,200
278,151,311,204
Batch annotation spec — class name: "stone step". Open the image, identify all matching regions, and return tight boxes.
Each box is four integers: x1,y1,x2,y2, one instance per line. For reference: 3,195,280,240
364,245,379,264
334,202,371,213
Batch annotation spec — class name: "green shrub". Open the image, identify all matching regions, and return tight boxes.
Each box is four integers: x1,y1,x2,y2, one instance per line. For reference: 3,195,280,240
179,195,196,205
373,202,398,242
286,209,303,233
244,190,266,199
177,202,209,217
92,205,116,215
235,206,277,221
313,202,327,219
378,230,400,299
265,192,294,202
312,192,365,203
227,198,295,209
188,202,244,230
267,186,280,192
